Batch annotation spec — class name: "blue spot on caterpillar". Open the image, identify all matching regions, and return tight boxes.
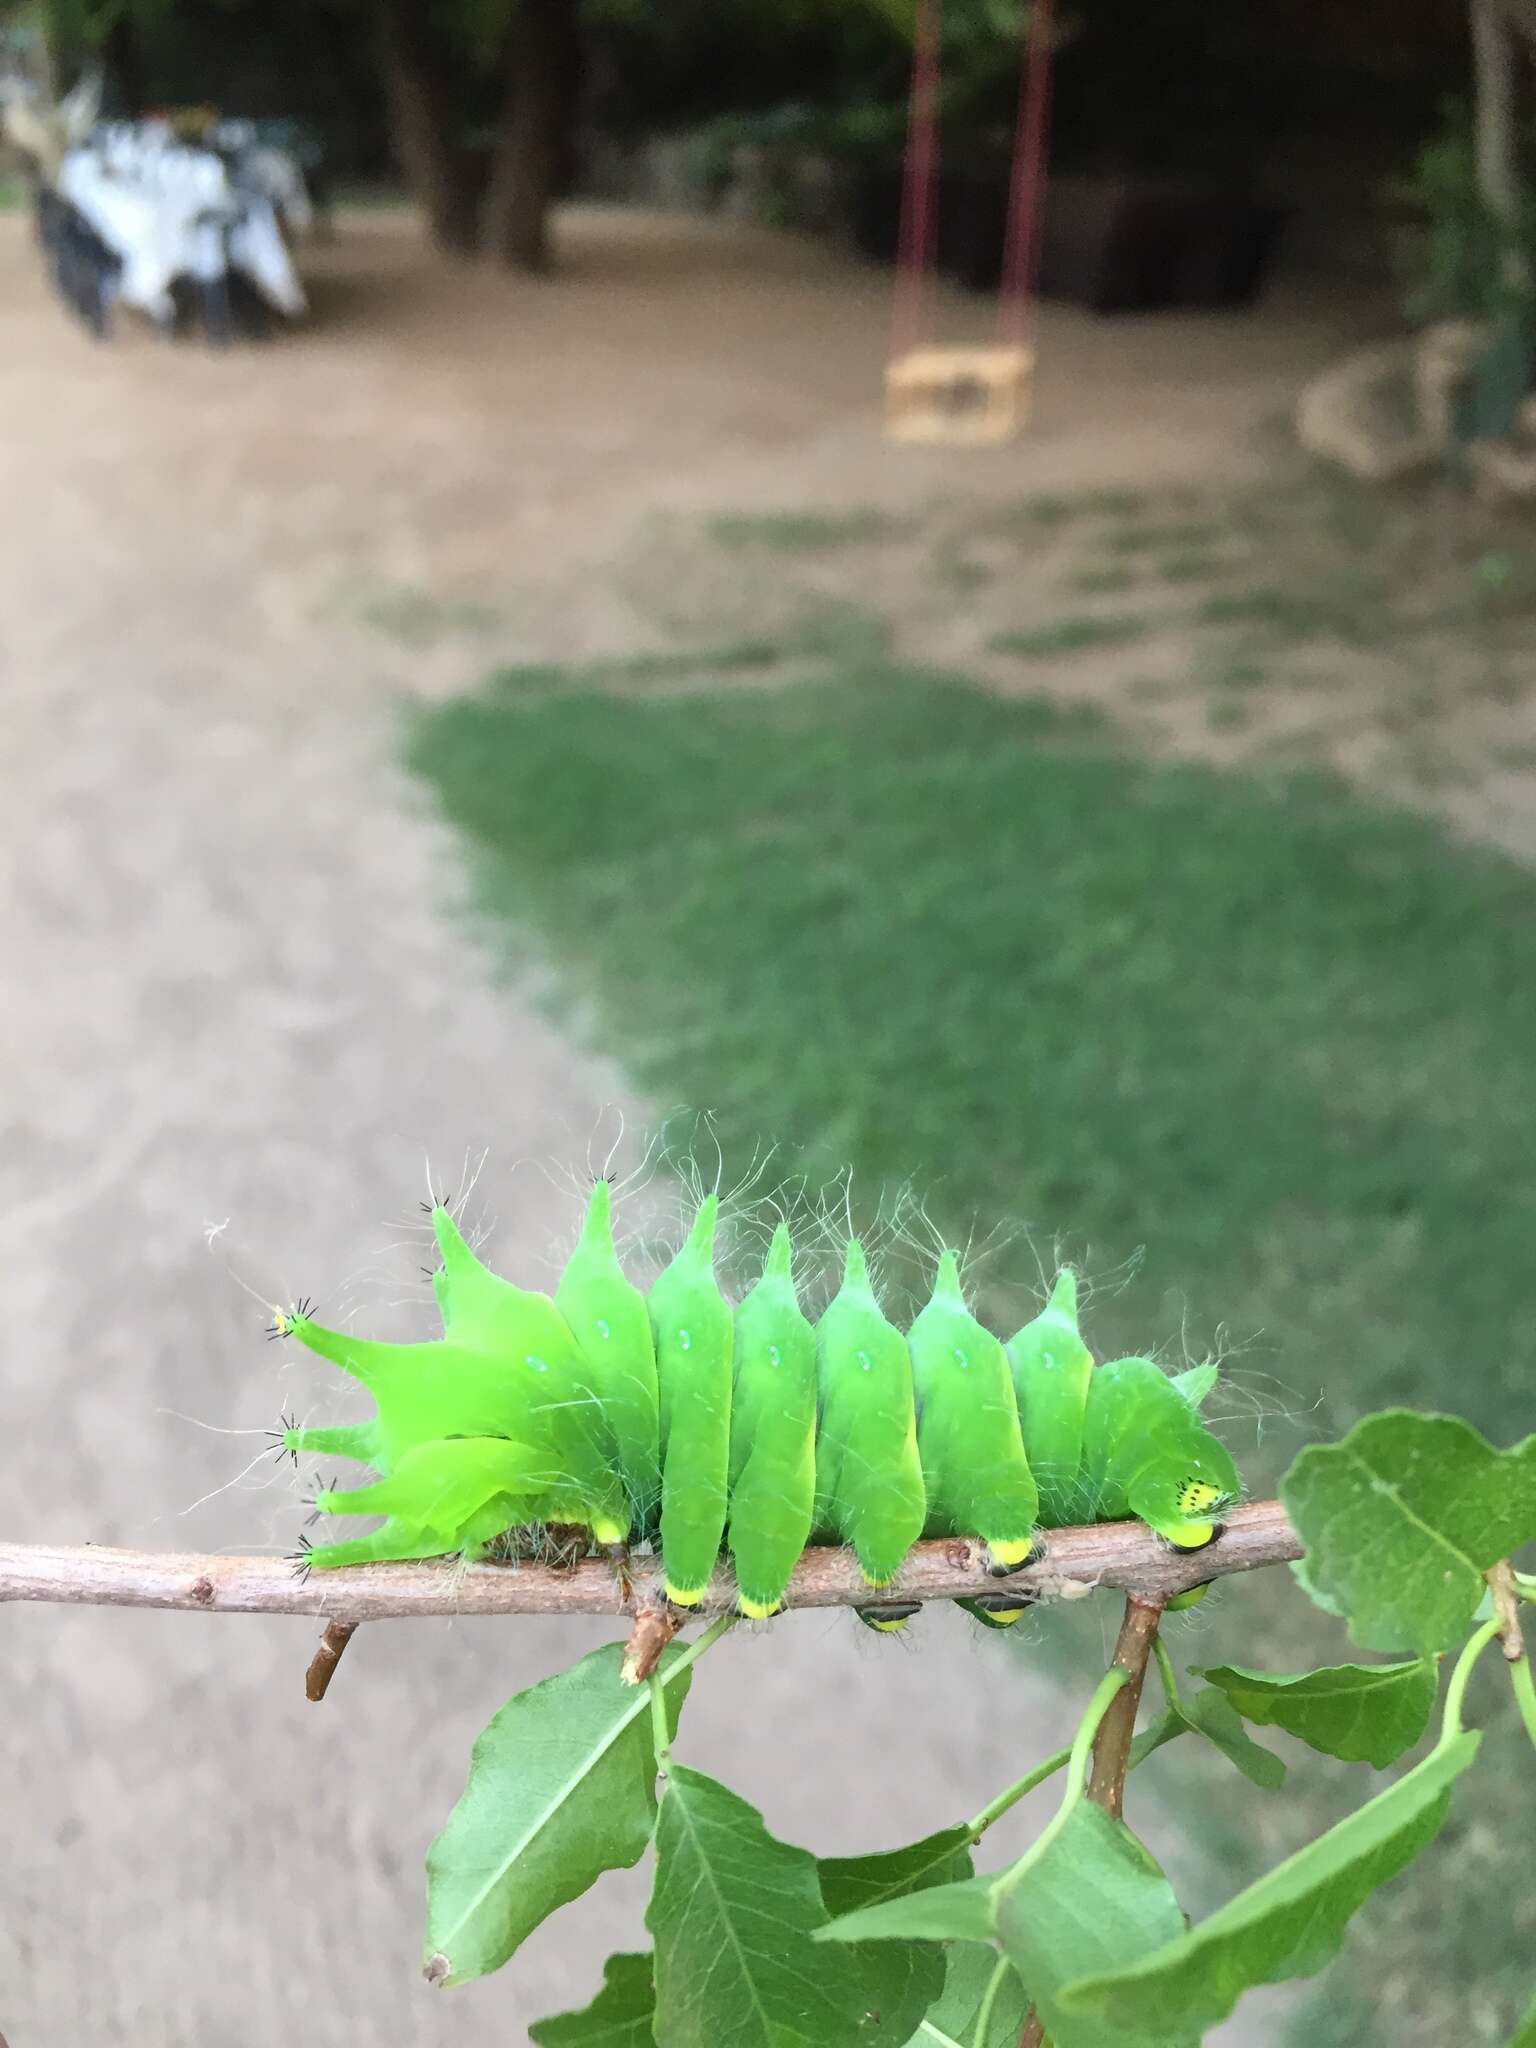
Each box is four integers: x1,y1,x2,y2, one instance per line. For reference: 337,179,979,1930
270,1183,1242,1625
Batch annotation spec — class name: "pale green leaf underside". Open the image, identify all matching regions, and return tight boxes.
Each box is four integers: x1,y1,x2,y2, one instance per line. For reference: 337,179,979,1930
1178,1688,1287,1788
1197,1658,1438,1768
994,1803,1197,2048
818,1829,976,2047
424,1640,690,1986
904,1945,1027,2048
1060,1732,1481,2036
815,1874,997,1947
1281,1411,1536,1654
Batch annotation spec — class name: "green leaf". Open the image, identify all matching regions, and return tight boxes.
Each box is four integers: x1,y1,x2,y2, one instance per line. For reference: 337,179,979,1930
1197,1659,1438,1767
1281,1411,1536,1654
424,1641,689,1987
815,1874,997,1947
1060,1731,1481,2037
819,1830,976,2048
647,1765,880,2048
529,1952,656,2047
904,1946,1028,2048
1509,1988,1536,2048
1177,1689,1287,1788
993,1802,1196,2048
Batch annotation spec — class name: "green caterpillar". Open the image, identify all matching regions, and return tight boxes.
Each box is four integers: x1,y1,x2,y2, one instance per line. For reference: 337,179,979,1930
273,1183,1241,1627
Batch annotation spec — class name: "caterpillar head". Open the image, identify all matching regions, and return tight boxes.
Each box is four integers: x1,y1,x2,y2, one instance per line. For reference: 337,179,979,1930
1135,1438,1242,1549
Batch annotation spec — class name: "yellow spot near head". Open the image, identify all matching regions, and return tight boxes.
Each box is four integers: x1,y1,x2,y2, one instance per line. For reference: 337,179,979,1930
1178,1480,1222,1516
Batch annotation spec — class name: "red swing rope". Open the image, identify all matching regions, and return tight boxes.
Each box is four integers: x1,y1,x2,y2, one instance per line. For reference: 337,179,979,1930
889,0,1056,364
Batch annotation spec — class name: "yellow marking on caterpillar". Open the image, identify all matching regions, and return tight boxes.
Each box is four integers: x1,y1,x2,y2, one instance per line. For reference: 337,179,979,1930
1178,1480,1223,1516
1164,1518,1216,1551
736,1593,784,1621
982,1604,1028,1625
664,1580,705,1608
986,1536,1035,1570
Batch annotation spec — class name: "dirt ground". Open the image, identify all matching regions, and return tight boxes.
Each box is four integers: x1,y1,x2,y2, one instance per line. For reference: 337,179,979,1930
0,202,1508,2047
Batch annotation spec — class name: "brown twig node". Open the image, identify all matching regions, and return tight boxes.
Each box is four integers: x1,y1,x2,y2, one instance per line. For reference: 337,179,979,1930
621,1601,681,1687
304,1620,360,1702
1487,1559,1526,1663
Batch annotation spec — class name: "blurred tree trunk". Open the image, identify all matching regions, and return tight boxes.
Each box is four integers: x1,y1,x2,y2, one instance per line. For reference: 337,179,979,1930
480,0,583,273
101,9,147,119
375,0,480,253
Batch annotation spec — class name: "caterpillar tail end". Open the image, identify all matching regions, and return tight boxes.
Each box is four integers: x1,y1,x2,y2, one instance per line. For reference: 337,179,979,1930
855,1601,921,1635
664,1580,707,1610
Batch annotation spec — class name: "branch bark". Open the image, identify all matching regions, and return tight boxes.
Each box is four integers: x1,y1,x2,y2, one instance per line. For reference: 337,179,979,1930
0,1499,1299,1619
1087,1594,1166,1820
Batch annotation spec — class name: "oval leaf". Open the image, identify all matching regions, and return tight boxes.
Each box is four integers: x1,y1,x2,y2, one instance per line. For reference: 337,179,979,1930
1282,1412,1536,1654
1196,1659,1438,1768
648,1765,881,2048
1060,1731,1481,2037
424,1641,690,1986
993,1802,1196,2048
529,1952,656,2047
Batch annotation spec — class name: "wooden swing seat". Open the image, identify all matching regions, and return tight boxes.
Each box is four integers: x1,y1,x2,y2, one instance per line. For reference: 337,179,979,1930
884,343,1034,447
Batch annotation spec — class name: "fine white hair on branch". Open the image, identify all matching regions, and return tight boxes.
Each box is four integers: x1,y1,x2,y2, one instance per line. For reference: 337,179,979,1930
0,1499,1300,1621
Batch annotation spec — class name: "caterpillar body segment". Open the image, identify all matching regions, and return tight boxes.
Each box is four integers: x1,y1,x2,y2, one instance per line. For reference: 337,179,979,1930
726,1223,818,1618
555,1180,662,1529
812,1240,928,1588
649,1197,734,1605
908,1252,1037,1573
1006,1267,1096,1528
1170,1361,1219,1411
854,1600,922,1634
274,1186,1244,1600
1080,1358,1240,1550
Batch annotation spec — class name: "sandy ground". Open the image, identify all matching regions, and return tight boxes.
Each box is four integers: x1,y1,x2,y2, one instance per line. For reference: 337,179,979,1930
0,203,1418,2046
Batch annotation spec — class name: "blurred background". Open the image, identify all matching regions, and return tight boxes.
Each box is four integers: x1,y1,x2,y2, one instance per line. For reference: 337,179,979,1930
3,0,1535,2042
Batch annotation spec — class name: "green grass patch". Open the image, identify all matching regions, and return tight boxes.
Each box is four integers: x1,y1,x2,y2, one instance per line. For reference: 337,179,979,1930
1063,566,1138,596
1158,553,1229,585
708,508,910,553
408,656,1536,1447
1197,573,1392,643
1108,521,1223,555
990,616,1148,658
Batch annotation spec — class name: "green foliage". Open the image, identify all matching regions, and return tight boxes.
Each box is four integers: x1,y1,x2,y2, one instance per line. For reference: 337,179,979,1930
1170,1689,1287,1789
530,1953,658,2047
423,1641,692,1985
1282,1412,1536,1654
1061,1733,1481,2037
647,1765,914,2048
989,615,1148,657
1196,1660,1438,1768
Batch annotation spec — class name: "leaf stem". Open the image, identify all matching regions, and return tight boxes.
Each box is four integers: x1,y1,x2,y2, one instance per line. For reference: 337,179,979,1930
649,1613,736,1774
649,1670,671,1774
971,1955,1016,2048
1152,1635,1183,1713
967,1744,1072,1840
994,1667,1128,1902
1509,1649,1536,1755
1440,1617,1502,1740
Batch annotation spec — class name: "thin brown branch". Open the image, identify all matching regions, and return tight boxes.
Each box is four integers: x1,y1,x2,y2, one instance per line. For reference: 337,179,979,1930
1087,1593,1166,1820
304,1620,360,1702
0,1500,1299,1622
